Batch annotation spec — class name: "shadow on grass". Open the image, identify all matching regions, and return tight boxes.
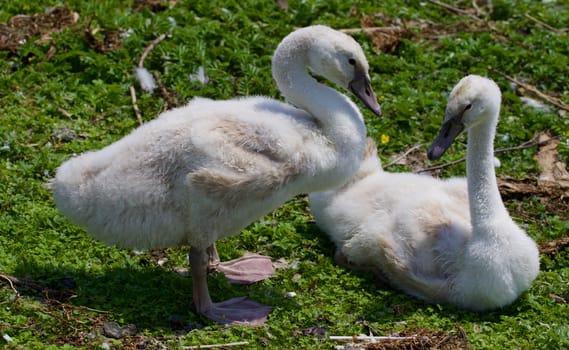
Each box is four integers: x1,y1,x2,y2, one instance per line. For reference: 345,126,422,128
6,210,539,336
9,260,291,332
349,268,538,334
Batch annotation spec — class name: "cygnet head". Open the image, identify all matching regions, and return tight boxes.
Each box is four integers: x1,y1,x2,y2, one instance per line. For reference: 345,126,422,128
428,75,502,160
274,25,382,117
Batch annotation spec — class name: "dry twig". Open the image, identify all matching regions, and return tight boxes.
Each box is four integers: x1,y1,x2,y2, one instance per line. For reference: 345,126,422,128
384,143,423,169
152,70,180,111
130,32,171,121
471,0,482,17
340,26,394,34
416,135,559,173
0,273,20,297
152,70,169,111
47,296,110,314
417,157,465,173
524,13,568,34
330,335,426,342
182,341,249,349
0,273,76,299
138,32,170,68
129,85,143,125
57,107,72,118
427,0,480,21
493,70,569,112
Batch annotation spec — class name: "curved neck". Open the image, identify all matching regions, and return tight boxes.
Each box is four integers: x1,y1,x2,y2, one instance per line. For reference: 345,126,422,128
466,119,508,228
272,37,366,154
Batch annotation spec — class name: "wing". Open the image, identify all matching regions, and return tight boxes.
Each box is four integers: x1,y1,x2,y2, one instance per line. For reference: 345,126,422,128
189,115,307,204
191,163,300,205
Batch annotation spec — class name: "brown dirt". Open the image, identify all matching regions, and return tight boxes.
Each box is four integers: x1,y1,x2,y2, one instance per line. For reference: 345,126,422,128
356,12,502,53
539,236,569,256
0,7,78,52
337,325,470,350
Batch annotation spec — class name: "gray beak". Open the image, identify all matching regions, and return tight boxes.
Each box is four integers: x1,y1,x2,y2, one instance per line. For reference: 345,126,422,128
349,72,382,117
427,114,465,160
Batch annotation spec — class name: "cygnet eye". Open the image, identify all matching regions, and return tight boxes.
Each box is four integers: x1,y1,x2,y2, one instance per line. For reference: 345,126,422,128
348,58,356,66
464,103,473,111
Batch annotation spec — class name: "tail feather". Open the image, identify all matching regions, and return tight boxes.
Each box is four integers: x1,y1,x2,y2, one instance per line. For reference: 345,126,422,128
50,152,109,226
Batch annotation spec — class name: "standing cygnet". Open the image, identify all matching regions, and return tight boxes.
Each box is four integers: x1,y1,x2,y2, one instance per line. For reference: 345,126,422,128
51,25,382,325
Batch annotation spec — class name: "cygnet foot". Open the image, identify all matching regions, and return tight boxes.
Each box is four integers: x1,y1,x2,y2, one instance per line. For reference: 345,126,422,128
211,255,274,285
201,296,272,326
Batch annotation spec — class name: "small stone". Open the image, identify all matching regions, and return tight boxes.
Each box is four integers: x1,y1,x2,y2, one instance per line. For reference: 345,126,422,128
285,291,297,298
101,321,137,339
53,128,77,142
292,273,302,283
173,267,189,276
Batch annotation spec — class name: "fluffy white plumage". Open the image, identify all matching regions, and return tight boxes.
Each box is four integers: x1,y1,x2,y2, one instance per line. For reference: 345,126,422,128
310,75,539,311
134,67,156,93
51,25,382,324
189,66,209,85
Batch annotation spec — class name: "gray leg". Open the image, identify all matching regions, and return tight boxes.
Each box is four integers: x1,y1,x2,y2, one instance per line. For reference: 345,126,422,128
189,247,213,314
189,246,272,325
207,243,221,268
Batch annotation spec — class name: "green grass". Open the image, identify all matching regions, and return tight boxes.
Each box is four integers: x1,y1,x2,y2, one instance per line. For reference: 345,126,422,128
1,0,568,349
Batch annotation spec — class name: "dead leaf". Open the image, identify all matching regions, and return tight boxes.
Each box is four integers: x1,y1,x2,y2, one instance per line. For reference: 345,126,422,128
300,326,327,339
535,131,569,189
275,0,289,11
495,131,569,218
0,7,79,52
539,236,569,256
548,293,567,304
389,304,409,315
360,14,410,53
336,325,470,350
497,176,538,198
497,175,569,218
133,0,178,12
347,13,507,53
83,26,123,52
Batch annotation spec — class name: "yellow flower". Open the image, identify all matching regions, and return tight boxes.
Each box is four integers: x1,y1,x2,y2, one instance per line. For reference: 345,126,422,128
381,134,390,144
23,4,30,10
